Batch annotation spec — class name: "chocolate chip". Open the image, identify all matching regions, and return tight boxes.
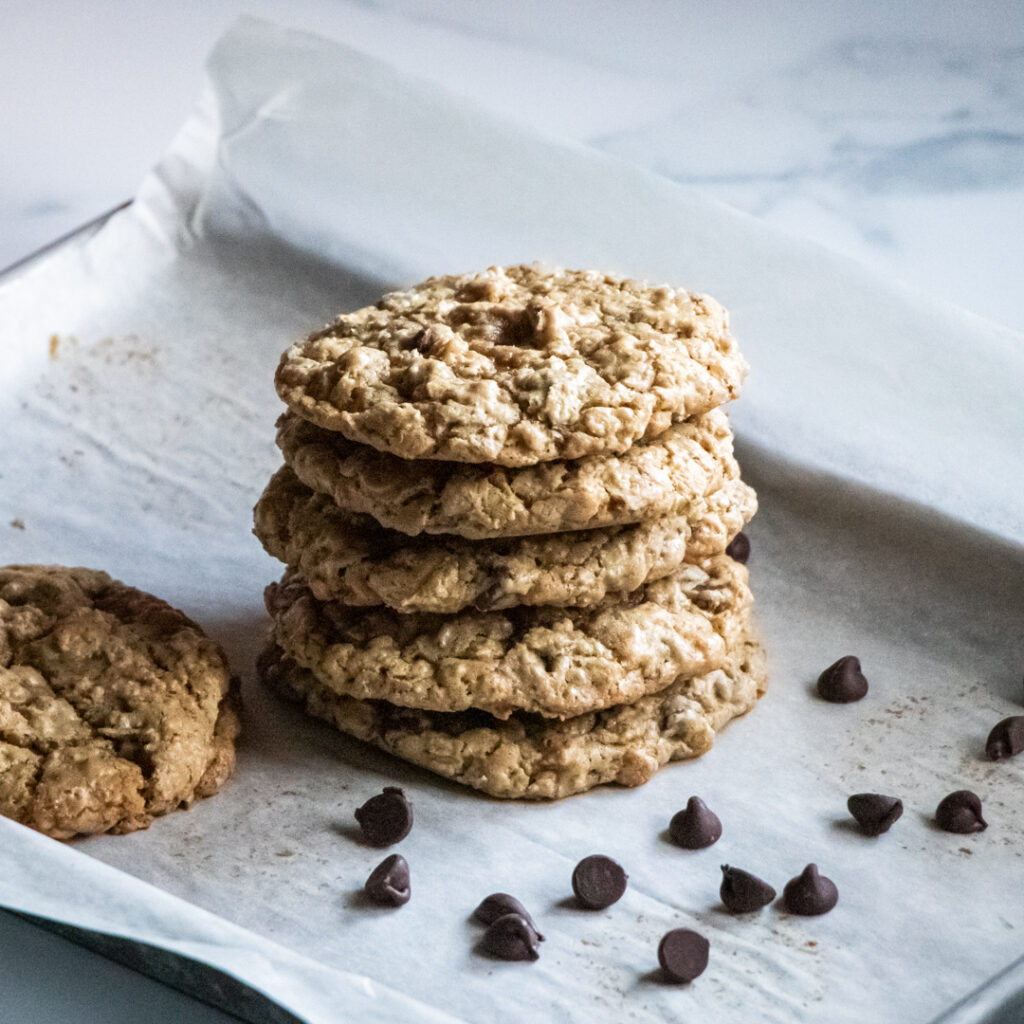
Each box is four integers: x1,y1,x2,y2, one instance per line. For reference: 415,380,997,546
719,865,776,913
986,716,1024,761
473,894,544,939
783,864,838,916
364,854,410,906
354,787,413,846
409,325,450,357
571,855,628,910
669,796,722,849
935,790,987,833
725,532,750,564
847,793,903,836
480,914,541,961
657,929,710,983
817,656,868,703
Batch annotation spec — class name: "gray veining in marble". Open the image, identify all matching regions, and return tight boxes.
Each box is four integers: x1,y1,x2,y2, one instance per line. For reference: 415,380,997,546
4,2,1024,331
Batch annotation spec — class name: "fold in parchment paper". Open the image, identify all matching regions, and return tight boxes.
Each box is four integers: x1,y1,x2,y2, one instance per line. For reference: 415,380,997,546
1,17,1022,1024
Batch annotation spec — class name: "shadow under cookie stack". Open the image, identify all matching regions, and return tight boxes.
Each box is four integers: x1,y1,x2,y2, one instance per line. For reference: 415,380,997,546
254,265,765,800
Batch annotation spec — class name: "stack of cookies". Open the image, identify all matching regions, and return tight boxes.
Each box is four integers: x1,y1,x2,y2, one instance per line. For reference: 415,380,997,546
254,265,765,799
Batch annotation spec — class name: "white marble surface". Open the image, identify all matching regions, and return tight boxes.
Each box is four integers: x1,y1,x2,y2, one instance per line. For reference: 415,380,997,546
3,0,1024,333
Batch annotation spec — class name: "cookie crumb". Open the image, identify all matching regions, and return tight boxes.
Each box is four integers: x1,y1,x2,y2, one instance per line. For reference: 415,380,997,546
49,334,59,359
10,519,25,530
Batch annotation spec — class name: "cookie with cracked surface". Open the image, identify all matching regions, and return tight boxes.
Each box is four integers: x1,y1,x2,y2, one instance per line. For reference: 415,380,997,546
253,465,756,613
276,406,739,540
0,565,240,840
685,477,758,560
264,555,751,720
275,265,746,466
259,633,766,800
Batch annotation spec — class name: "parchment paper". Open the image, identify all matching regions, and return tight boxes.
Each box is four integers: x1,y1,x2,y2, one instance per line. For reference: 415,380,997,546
2,18,1023,1024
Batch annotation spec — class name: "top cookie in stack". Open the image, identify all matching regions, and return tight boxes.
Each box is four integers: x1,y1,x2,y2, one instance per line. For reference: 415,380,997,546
255,265,764,799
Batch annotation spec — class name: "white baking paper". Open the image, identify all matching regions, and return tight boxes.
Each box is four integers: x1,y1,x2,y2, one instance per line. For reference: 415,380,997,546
1,17,1023,1024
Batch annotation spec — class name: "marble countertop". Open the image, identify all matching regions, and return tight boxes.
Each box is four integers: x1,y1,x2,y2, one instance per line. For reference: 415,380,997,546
4,0,1024,333
1,3,1022,1021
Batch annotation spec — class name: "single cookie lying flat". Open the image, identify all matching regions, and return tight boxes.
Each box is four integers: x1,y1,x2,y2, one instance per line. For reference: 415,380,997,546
276,406,738,539
254,465,757,613
265,556,751,719
275,265,746,466
259,634,765,800
0,565,240,840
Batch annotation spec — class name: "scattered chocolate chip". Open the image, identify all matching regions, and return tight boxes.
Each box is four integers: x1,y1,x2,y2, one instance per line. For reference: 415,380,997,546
480,914,541,961
817,656,868,703
725,532,750,564
571,854,628,910
847,793,903,836
473,894,544,939
354,787,413,846
657,929,710,983
935,790,987,833
364,854,410,906
719,865,776,913
783,864,838,916
986,716,1024,761
669,796,723,849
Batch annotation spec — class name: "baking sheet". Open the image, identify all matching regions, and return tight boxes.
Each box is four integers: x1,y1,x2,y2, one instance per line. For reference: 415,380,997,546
2,17,1023,1023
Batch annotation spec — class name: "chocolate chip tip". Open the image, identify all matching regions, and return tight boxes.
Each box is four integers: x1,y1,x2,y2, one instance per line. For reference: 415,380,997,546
669,796,722,850
817,655,869,703
782,863,838,916
354,787,414,846
725,532,750,565
985,716,1024,761
935,790,987,834
719,864,776,913
364,853,411,907
473,893,544,939
479,913,541,962
847,793,903,836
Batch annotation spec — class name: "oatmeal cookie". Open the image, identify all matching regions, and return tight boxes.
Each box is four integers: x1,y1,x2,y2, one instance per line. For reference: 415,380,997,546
260,634,765,800
276,406,739,539
275,265,746,466
0,565,240,840
265,556,751,720
254,465,756,613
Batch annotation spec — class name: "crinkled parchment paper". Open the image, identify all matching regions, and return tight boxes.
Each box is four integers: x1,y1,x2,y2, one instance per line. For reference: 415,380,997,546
1,18,1023,1024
